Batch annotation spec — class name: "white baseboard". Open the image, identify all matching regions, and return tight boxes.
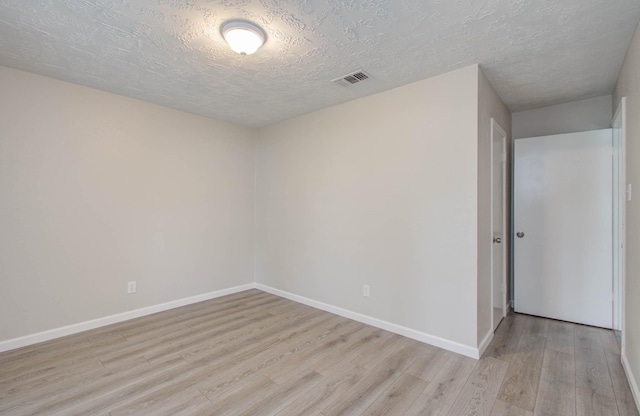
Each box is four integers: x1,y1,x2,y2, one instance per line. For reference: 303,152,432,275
622,352,640,412
0,283,255,353
2,282,483,360
254,283,480,359
478,329,494,357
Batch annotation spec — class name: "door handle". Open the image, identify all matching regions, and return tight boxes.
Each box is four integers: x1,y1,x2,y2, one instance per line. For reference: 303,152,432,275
493,237,502,244
517,232,525,238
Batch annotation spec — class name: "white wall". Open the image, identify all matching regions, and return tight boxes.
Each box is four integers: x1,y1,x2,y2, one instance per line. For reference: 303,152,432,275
0,63,507,357
512,95,612,139
255,65,480,350
0,67,256,342
477,69,512,343
614,21,640,409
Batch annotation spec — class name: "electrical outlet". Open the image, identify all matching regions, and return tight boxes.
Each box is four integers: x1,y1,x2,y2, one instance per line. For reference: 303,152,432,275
127,281,136,294
628,183,632,202
362,284,370,298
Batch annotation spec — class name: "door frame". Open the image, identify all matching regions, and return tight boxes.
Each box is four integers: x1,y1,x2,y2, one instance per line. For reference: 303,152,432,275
491,118,508,331
612,97,627,339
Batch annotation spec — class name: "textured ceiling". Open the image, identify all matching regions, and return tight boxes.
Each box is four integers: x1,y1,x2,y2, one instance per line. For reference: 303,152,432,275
0,1,639,128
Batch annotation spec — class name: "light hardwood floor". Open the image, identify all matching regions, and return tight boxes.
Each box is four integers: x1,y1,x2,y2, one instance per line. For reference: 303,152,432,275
0,289,638,416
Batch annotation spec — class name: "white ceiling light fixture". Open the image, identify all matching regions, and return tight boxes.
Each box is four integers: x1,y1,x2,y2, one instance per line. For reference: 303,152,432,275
221,20,266,56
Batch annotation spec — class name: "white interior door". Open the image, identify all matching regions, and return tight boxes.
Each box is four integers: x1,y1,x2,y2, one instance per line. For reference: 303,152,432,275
514,129,613,329
491,119,507,331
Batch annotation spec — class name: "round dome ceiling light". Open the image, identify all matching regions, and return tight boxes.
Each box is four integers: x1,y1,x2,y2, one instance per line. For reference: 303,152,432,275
221,20,266,56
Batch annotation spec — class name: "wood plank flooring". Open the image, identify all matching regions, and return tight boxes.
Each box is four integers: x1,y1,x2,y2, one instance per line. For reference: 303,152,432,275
0,289,638,416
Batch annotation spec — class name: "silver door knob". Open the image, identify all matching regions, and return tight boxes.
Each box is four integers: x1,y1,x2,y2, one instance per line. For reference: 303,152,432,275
517,232,525,238
493,237,502,244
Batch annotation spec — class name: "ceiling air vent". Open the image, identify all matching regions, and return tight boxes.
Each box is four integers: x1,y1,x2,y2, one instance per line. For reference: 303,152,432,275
331,70,370,87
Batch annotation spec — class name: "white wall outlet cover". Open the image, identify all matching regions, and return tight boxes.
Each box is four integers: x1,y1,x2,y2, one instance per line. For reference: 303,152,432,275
627,184,632,201
127,281,137,294
362,284,370,297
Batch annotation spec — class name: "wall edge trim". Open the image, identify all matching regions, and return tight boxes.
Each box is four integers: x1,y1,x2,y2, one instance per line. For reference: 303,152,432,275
478,329,494,357
2,282,482,360
0,283,255,353
622,351,640,412
255,283,480,359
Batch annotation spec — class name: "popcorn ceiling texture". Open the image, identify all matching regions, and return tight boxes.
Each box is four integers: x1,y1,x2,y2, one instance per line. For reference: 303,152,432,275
0,0,638,127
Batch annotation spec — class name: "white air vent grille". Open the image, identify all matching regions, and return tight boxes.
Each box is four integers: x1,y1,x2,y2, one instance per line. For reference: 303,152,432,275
332,70,370,86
